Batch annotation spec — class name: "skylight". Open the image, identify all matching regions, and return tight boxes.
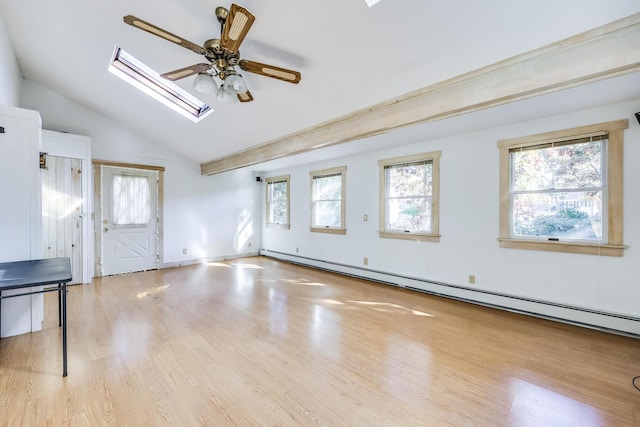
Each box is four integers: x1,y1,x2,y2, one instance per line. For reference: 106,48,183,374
365,0,383,7
108,46,213,123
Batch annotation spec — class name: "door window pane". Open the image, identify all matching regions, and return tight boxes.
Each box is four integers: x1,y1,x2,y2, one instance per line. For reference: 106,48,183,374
112,174,150,225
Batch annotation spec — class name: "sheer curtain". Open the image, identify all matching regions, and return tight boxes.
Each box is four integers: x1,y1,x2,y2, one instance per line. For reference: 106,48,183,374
112,174,150,225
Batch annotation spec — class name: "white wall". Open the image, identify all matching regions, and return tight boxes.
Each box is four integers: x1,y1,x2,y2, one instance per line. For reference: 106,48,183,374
261,99,640,328
0,11,21,106
20,80,261,266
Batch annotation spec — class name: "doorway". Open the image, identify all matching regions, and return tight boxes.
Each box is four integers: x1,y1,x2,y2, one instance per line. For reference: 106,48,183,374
41,130,92,284
41,155,84,284
94,162,164,276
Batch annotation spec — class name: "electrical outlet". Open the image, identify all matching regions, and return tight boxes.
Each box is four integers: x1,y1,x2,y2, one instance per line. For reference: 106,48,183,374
183,248,187,255
364,214,368,221
364,257,369,266
296,247,299,253
469,274,476,284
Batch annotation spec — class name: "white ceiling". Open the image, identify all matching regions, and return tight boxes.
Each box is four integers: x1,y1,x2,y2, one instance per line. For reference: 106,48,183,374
1,0,639,169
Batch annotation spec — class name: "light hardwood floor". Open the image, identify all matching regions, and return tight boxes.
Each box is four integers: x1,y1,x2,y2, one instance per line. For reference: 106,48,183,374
1,256,639,426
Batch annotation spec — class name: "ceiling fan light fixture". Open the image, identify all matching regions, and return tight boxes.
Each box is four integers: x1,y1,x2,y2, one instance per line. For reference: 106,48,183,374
123,4,301,104
193,72,218,94
223,73,248,95
216,86,238,104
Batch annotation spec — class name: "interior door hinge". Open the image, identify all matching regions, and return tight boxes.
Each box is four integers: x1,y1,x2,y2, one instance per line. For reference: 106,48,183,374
39,152,48,169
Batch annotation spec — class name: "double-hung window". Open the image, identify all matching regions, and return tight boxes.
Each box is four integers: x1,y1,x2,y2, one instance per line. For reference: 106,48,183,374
378,151,441,241
266,175,290,229
310,166,346,234
498,120,628,256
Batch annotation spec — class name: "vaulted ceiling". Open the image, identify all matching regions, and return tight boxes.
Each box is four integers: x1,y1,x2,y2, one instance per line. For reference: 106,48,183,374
1,1,639,174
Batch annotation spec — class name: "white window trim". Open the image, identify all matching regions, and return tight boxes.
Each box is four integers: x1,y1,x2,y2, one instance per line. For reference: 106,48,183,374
378,151,441,242
309,166,347,234
265,175,290,229
497,119,628,256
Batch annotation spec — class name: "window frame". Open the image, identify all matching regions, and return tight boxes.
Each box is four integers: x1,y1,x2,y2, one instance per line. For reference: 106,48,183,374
265,175,291,229
378,151,441,242
497,119,628,256
309,166,347,234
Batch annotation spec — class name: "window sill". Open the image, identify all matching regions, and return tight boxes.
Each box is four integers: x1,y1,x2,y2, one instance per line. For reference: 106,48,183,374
378,231,440,242
310,227,346,235
266,223,290,230
498,238,627,257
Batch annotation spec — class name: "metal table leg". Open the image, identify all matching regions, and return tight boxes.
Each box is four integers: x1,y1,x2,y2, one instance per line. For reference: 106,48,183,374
58,283,62,327
62,282,67,377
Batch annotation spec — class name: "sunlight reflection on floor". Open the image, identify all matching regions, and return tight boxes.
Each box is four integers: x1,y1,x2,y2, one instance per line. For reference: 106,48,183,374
268,288,288,336
508,378,602,427
279,278,327,286
207,262,232,268
312,298,345,306
309,304,342,359
136,284,171,299
348,300,434,316
207,262,265,269
230,263,264,269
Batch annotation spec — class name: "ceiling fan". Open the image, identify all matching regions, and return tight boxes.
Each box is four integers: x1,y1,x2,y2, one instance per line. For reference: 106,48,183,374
123,3,301,104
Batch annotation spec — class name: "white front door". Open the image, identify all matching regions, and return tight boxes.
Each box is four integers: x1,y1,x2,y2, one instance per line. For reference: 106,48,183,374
100,165,159,275
41,155,84,284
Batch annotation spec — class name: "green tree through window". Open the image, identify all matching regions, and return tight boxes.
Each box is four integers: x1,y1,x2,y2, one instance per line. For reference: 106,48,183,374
310,166,346,234
497,119,628,256
378,151,441,242
266,175,290,228
385,161,432,232
511,137,604,241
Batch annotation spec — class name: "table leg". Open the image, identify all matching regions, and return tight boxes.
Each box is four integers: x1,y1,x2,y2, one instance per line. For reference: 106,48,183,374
62,282,67,377
58,284,62,327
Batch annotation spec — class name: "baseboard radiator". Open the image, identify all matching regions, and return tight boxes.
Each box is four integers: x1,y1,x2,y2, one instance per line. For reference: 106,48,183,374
261,249,640,339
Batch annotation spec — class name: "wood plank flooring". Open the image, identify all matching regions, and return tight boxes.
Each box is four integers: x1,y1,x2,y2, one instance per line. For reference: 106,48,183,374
0,256,639,426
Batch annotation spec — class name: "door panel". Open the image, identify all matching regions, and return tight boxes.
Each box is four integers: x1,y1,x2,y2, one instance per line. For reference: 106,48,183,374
101,166,159,275
41,155,83,284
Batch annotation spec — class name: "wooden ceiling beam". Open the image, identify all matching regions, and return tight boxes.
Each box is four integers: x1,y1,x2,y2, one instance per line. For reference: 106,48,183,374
201,13,640,176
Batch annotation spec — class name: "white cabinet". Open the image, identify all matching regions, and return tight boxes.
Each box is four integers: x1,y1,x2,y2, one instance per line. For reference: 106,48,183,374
0,105,43,337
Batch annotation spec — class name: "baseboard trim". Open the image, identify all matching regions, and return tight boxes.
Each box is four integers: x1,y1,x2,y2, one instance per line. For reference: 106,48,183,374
162,252,260,269
261,249,640,339
162,258,206,269
206,252,261,263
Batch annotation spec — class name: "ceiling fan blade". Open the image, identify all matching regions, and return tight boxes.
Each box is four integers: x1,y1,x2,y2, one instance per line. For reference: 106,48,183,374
238,60,301,84
220,4,256,53
161,64,210,81
237,90,254,103
124,15,205,55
